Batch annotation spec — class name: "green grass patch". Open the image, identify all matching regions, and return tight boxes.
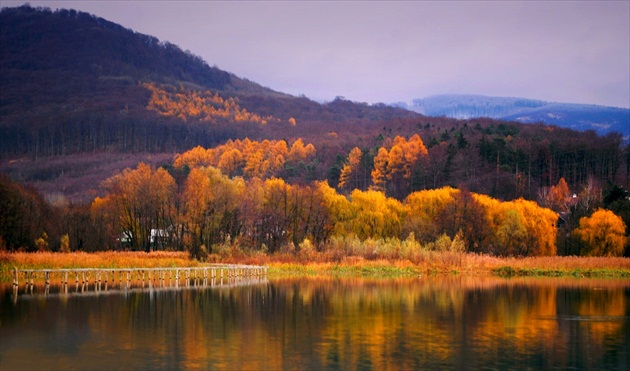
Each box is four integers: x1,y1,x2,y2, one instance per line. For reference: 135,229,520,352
492,266,630,278
267,263,418,278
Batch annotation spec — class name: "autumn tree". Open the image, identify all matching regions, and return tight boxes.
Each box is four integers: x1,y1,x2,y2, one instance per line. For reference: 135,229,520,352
539,177,573,213
92,163,177,251
338,147,362,192
370,135,428,198
181,166,245,259
402,134,429,191
174,138,315,180
495,209,528,256
404,187,458,243
371,147,389,193
437,188,493,253
386,144,405,198
255,178,291,252
575,209,627,256
286,182,333,250
511,198,558,256
60,234,70,253
144,82,276,125
317,180,353,239
576,177,602,214
217,148,244,176
404,186,558,256
309,181,342,247
344,189,405,240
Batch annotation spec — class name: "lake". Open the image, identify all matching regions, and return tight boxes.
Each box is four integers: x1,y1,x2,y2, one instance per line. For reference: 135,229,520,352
1,276,628,370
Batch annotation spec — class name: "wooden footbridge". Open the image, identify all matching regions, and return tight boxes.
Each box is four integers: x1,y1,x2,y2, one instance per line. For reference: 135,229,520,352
12,264,268,289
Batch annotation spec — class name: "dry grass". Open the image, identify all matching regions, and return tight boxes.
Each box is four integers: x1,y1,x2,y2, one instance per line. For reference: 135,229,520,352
1,249,628,281
487,255,630,277
0,250,196,278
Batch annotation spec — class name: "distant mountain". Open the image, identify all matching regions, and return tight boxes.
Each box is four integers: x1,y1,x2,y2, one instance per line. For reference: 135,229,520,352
394,94,629,138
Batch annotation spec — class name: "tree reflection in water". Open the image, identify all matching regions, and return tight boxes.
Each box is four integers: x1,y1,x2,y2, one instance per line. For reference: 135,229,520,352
1,276,628,370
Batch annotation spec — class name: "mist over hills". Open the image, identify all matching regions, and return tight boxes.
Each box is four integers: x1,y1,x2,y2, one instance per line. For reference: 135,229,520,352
394,94,629,138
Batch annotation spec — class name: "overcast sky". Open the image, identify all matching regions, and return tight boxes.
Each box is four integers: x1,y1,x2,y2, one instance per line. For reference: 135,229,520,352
4,1,630,108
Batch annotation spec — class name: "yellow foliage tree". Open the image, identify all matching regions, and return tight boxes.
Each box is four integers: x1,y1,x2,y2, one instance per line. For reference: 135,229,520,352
404,187,458,242
317,180,352,238
404,187,558,256
60,234,70,253
575,209,627,256
345,189,405,240
288,138,315,162
511,198,558,256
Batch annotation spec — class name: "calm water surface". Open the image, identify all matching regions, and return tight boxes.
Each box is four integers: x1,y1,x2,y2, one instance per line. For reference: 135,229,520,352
1,276,628,370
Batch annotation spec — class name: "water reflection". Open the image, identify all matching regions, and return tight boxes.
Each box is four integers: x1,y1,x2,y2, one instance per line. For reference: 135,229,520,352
1,276,628,370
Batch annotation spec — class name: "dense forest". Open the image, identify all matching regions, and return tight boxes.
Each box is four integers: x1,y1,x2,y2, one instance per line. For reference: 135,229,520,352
1,5,629,257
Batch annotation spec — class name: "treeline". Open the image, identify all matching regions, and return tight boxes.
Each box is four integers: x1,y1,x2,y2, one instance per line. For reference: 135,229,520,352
83,163,565,257
326,119,629,201
3,159,627,258
0,109,250,158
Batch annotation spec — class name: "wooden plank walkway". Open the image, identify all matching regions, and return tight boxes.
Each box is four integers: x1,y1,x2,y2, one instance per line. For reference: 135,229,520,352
12,265,268,287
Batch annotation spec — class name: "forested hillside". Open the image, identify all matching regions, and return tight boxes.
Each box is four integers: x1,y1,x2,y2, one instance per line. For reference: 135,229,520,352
1,5,628,257
0,5,416,159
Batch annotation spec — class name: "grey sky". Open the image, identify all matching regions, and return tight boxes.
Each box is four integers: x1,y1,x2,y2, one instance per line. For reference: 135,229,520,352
3,1,629,108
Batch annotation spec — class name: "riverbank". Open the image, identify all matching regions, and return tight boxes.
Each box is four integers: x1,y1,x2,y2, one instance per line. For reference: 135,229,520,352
1,251,629,281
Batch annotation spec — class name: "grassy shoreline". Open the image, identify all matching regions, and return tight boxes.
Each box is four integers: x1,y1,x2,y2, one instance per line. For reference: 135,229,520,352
1,251,629,282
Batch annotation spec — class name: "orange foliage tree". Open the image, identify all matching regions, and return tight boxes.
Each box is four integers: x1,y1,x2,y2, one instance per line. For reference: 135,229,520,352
180,166,245,258
370,135,428,198
539,177,573,213
91,163,177,252
173,138,316,179
338,147,362,192
143,83,276,125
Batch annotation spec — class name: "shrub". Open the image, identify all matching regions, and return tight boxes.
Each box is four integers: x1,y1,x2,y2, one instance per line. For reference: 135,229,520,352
60,234,70,253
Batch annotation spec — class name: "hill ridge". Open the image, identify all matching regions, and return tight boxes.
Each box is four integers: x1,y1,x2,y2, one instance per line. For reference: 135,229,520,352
394,94,629,138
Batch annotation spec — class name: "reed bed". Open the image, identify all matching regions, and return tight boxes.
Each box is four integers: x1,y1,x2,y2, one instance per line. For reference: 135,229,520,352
0,251,196,278
1,248,628,282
